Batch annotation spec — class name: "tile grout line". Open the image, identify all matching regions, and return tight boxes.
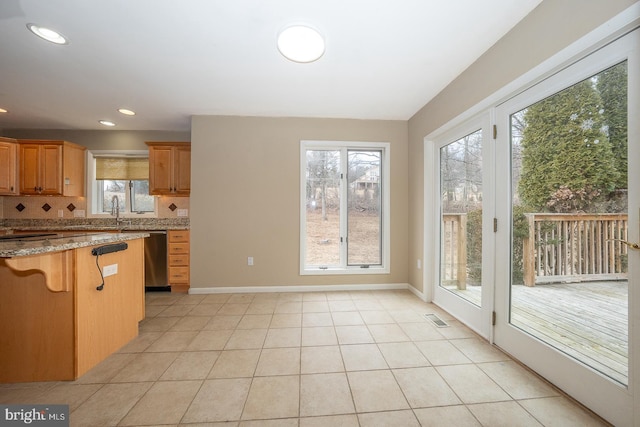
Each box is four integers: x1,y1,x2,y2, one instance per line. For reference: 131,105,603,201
13,290,609,426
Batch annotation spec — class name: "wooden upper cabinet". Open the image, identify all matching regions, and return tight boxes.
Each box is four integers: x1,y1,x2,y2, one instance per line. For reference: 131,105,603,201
20,142,62,195
147,144,173,194
146,141,191,196
18,140,86,196
0,137,19,195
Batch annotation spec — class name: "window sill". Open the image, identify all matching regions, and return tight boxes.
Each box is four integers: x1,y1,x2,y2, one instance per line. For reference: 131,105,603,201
300,266,389,276
89,213,158,219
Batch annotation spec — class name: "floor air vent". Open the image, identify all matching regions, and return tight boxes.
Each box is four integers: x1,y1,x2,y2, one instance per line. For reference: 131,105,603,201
424,313,449,327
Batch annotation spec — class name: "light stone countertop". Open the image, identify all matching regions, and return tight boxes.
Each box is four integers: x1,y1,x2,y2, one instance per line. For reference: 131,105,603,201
0,232,150,258
0,218,189,233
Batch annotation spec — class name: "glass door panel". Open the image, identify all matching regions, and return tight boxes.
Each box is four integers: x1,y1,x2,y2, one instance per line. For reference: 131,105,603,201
509,61,628,385
494,30,638,425
439,130,484,307
432,119,493,339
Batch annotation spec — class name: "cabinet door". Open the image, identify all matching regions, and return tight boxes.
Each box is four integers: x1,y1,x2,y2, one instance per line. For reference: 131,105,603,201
173,145,191,195
61,143,86,197
148,145,173,195
19,144,41,194
0,142,18,195
39,144,63,195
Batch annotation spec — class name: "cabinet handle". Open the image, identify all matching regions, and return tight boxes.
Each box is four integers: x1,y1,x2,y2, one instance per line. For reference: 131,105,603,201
34,186,38,192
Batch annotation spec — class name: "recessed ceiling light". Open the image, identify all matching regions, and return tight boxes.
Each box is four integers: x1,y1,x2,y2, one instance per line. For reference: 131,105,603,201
99,120,116,127
0,108,7,113
118,108,136,116
26,23,69,45
277,25,325,63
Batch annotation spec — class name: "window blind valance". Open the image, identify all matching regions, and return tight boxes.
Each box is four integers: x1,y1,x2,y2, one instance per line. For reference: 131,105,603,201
95,157,149,180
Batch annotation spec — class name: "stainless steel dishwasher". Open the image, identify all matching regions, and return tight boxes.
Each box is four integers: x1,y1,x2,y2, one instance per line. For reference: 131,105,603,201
144,231,169,291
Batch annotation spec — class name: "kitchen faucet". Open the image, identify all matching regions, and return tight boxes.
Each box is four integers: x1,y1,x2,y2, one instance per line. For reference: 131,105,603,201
111,195,121,226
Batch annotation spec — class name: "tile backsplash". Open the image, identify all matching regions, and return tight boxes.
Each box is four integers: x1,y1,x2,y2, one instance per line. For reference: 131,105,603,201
0,195,189,220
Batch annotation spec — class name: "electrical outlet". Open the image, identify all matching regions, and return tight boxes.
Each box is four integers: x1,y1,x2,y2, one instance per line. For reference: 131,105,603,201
74,209,86,218
103,264,118,277
248,257,254,266
58,209,64,218
177,209,188,217
417,259,421,269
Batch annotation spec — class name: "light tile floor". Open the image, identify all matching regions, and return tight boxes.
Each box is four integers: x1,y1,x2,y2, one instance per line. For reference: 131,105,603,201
0,290,609,426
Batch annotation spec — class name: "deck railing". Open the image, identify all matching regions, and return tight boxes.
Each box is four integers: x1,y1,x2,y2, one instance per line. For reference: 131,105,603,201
523,213,628,286
441,212,629,288
441,214,467,289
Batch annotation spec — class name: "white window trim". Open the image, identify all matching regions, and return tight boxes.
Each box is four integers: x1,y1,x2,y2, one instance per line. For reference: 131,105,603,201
300,140,390,275
86,150,158,218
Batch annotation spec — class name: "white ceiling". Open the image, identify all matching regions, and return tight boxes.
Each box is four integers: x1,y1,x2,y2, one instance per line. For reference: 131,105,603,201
0,0,542,131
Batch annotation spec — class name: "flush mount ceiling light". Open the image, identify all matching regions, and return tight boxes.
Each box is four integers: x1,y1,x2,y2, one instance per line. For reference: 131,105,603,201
277,25,325,63
0,108,7,113
118,108,136,116
26,23,69,45
99,120,116,127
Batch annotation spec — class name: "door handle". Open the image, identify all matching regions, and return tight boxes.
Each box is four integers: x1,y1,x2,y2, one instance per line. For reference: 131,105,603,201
609,239,640,250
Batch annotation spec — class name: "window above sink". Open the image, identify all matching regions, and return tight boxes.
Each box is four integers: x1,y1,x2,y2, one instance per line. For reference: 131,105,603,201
87,150,158,218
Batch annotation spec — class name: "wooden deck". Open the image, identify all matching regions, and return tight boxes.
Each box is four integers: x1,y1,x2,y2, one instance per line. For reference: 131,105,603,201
444,280,628,385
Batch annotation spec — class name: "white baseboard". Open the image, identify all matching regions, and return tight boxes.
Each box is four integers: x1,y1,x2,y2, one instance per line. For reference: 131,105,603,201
407,284,427,301
188,283,411,295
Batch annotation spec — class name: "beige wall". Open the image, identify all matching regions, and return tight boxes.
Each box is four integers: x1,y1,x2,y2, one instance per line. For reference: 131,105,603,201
407,0,637,294
191,116,408,289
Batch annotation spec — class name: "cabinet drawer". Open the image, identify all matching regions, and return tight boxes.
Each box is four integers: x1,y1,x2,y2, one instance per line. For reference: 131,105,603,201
169,267,189,283
168,243,189,255
168,230,190,243
169,254,189,266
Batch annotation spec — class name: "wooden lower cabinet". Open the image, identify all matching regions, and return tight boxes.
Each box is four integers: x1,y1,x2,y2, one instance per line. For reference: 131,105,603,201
0,238,145,382
168,230,190,292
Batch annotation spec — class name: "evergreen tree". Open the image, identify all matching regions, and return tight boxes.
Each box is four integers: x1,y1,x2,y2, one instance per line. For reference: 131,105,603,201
597,61,627,190
518,78,619,212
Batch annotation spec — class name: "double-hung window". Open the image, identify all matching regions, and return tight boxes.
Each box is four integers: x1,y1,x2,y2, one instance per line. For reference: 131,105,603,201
300,140,390,274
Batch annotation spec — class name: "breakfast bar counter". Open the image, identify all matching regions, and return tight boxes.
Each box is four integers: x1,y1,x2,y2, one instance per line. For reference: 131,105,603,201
0,231,149,257
0,232,148,383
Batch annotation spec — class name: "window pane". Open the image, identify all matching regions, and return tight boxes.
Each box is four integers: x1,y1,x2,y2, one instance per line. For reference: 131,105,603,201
101,180,126,213
305,150,341,266
510,61,628,384
131,180,154,212
439,130,483,306
347,150,382,265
